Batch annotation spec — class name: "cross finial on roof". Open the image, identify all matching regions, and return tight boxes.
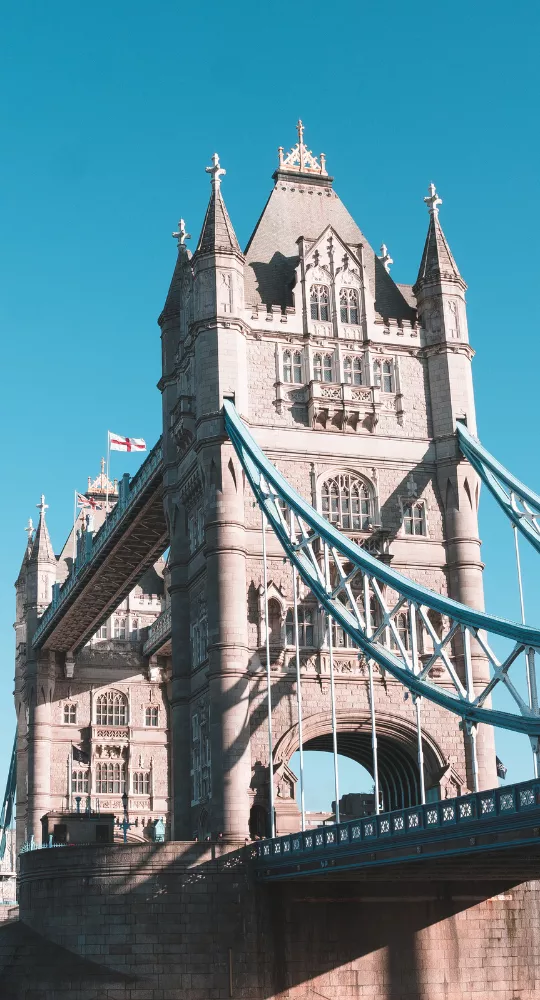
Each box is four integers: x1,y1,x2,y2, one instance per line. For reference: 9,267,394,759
206,153,226,191
424,183,442,217
296,119,304,146
25,518,34,542
172,218,191,246
378,244,393,273
277,121,328,177
36,495,48,519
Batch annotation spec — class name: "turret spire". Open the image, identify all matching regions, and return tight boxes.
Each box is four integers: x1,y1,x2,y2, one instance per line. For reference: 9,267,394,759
196,153,242,256
30,494,55,565
414,182,463,289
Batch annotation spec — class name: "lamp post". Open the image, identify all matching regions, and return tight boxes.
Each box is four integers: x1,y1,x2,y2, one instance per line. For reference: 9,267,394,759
120,791,132,844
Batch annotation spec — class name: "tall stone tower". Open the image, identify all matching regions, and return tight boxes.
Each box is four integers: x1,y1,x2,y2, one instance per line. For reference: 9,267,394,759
159,123,497,841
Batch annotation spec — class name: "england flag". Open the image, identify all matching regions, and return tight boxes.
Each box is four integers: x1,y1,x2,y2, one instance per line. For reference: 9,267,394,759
108,432,147,453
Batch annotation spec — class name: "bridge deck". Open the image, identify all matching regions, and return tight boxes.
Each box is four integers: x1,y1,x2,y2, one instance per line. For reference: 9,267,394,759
253,778,540,882
33,441,166,653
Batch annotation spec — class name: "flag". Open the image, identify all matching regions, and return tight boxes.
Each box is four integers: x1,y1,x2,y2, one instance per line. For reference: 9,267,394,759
76,493,104,511
72,745,89,764
108,432,146,453
496,756,507,779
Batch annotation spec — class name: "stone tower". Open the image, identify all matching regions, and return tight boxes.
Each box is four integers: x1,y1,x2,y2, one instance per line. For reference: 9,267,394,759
159,123,497,841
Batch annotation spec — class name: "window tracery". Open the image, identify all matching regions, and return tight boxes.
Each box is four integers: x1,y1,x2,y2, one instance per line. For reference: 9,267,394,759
402,501,427,536
96,761,126,794
313,353,333,383
343,356,363,385
310,284,330,321
339,287,359,325
71,770,88,793
373,359,394,393
285,607,314,646
132,771,151,794
63,703,77,725
321,474,372,531
145,706,159,727
283,350,303,383
96,691,127,726
113,617,127,640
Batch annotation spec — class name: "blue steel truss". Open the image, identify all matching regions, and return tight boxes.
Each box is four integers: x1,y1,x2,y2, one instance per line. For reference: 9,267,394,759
224,401,540,739
0,731,16,861
457,422,540,556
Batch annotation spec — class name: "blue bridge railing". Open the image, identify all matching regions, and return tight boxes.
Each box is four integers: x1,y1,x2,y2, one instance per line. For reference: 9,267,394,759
254,778,540,874
33,437,163,647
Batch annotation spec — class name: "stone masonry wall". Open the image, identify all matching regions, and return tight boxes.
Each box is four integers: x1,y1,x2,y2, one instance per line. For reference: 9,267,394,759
2,843,540,999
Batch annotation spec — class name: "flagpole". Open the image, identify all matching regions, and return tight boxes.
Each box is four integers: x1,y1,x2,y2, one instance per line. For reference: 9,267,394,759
105,431,110,514
72,490,77,569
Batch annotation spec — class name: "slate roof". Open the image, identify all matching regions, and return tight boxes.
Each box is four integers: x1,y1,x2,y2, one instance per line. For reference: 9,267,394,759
243,173,416,322
197,187,242,256
415,212,462,286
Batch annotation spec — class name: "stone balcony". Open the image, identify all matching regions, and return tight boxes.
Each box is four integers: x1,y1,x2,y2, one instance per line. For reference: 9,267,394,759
308,381,401,432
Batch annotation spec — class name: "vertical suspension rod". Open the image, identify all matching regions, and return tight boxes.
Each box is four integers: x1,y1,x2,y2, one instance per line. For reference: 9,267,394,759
261,510,275,838
324,543,340,824
290,512,306,832
513,522,539,777
363,573,380,815
409,603,425,805
463,626,479,793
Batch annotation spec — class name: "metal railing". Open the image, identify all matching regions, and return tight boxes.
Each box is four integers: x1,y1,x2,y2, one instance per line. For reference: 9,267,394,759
254,778,540,868
33,438,163,646
143,607,172,655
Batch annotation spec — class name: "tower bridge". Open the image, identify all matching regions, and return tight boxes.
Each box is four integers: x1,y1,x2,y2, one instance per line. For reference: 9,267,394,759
3,124,540,998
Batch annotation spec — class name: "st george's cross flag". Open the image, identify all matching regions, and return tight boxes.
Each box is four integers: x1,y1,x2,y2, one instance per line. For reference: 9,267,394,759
108,432,147,453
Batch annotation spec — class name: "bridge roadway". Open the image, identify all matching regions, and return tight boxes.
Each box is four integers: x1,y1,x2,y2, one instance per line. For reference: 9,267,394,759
32,438,167,654
253,778,540,882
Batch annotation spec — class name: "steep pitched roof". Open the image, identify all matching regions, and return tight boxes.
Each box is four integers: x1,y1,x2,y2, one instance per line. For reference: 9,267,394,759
415,209,462,286
30,511,56,566
243,176,416,321
196,187,242,256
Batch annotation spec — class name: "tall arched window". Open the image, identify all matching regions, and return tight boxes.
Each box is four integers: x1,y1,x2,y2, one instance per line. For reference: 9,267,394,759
267,598,282,645
283,350,303,383
71,770,89,793
390,611,410,652
310,284,330,321
285,607,314,646
373,359,394,392
96,761,126,794
313,353,333,383
321,474,372,531
96,691,127,726
343,356,363,385
113,617,127,639
339,287,359,324
132,771,151,794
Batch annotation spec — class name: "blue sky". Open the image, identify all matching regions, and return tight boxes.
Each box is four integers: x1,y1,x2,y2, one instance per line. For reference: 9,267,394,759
1,1,539,808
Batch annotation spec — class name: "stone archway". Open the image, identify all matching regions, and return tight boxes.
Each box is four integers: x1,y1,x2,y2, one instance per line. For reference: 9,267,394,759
273,710,448,812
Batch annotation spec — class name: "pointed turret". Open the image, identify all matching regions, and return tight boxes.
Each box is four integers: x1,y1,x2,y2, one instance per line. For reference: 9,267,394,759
26,496,57,636
196,154,242,257
415,184,463,287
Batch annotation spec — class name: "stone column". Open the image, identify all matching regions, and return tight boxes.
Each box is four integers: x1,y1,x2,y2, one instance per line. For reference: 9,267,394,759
26,662,53,842
168,506,193,840
204,443,251,838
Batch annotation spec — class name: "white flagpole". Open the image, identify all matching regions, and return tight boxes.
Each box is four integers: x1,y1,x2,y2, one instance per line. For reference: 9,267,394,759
105,431,111,514
72,490,77,568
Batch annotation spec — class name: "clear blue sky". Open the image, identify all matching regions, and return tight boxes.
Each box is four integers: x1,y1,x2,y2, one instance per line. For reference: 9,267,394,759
1,0,539,809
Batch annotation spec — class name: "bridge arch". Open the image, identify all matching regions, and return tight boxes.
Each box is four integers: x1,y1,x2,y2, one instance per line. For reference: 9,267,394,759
273,710,448,812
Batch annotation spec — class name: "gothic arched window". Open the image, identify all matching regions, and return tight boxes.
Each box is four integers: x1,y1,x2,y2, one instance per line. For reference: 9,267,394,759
145,706,159,727
310,284,330,321
63,703,76,725
96,691,127,726
321,474,372,531
132,771,151,794
389,611,410,652
313,353,333,383
285,607,314,646
373,359,394,393
113,617,127,639
71,770,89,793
267,598,282,645
339,287,359,325
96,761,126,794
402,501,426,536
343,356,363,385
283,350,303,383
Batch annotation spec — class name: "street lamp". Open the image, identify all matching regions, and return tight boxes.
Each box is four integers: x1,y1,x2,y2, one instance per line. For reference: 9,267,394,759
120,791,131,844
